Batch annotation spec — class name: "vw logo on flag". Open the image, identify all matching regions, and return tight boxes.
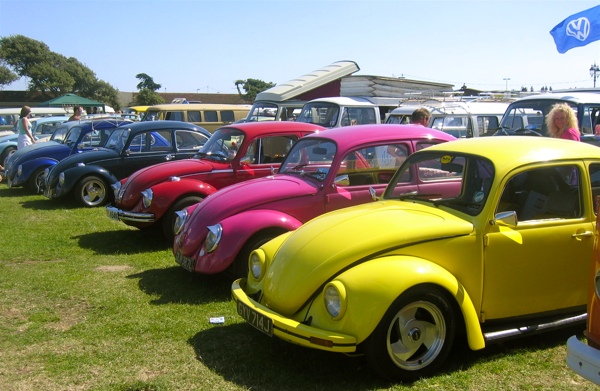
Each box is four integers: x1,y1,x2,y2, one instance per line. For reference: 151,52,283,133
566,17,590,41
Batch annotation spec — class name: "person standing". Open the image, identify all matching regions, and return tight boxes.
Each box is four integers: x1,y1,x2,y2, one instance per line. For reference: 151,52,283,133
410,107,431,126
17,106,35,149
69,106,83,121
387,107,431,165
545,103,580,141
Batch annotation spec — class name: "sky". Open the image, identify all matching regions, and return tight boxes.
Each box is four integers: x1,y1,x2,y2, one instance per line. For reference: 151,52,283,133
2,0,600,95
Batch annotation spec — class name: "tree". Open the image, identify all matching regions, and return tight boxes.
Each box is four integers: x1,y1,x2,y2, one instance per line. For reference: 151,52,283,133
135,88,164,106
136,73,161,91
134,73,164,105
0,35,120,106
0,65,17,86
235,78,275,103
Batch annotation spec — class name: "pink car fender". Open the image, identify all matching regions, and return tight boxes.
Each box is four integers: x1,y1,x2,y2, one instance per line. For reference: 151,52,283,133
201,209,304,273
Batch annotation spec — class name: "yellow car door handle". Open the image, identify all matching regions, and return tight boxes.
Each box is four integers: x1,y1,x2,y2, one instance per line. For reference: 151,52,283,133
572,231,593,238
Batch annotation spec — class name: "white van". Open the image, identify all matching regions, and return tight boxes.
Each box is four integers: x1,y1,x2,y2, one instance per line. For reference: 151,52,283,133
498,92,600,137
386,99,510,137
296,96,400,128
0,107,70,134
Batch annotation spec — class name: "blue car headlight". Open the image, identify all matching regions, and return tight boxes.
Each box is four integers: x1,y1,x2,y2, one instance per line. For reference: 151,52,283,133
17,165,22,177
204,224,222,253
58,172,65,186
141,189,153,208
324,281,347,320
173,210,188,235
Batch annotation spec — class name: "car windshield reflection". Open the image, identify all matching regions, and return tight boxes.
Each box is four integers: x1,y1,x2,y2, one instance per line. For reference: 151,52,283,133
195,128,245,162
384,151,495,216
279,138,337,182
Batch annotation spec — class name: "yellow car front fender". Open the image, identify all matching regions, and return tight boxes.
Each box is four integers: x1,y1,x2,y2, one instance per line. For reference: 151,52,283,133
327,256,485,350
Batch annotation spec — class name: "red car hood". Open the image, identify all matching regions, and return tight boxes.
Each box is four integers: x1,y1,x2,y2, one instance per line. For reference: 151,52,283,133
178,175,319,252
119,158,228,207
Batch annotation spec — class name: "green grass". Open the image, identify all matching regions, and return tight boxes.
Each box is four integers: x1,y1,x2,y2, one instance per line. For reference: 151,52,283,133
0,185,597,390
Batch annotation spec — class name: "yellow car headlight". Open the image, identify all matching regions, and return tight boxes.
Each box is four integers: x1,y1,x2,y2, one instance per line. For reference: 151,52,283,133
324,281,347,320
249,249,266,281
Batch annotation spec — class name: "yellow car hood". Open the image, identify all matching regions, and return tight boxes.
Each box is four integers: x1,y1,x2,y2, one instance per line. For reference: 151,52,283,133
263,200,474,313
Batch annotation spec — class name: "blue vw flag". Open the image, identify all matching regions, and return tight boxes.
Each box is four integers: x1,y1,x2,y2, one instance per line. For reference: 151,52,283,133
550,5,600,53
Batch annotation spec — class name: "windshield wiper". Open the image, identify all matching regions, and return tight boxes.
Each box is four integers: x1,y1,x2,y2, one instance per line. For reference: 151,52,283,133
397,191,442,201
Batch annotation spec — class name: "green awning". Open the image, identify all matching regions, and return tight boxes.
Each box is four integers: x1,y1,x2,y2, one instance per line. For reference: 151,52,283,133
39,93,105,111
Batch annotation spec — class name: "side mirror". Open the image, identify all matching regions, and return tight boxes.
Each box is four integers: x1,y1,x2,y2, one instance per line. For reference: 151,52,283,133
334,174,350,187
369,186,379,201
492,210,518,227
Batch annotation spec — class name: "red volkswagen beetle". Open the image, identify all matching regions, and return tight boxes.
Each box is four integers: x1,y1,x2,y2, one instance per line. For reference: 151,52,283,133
172,124,456,277
106,121,325,239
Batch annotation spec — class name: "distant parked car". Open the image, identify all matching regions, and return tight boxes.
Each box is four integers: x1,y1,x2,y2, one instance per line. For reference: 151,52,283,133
30,116,70,142
232,136,597,381
495,92,600,137
172,124,456,277
106,121,324,239
43,121,211,207
5,119,132,192
0,117,71,166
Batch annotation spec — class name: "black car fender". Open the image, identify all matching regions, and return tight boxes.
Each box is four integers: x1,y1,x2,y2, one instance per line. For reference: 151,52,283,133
60,165,119,193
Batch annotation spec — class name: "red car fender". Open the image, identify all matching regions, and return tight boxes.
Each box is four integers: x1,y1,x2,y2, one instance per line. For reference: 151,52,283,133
148,179,218,220
207,209,304,271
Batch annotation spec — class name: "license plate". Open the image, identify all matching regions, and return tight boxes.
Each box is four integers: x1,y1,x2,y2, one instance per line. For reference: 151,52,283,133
175,251,195,272
237,300,273,336
106,208,120,221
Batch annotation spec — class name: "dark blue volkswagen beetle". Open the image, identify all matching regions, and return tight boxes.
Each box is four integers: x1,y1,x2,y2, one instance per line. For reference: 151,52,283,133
5,119,132,192
43,120,211,207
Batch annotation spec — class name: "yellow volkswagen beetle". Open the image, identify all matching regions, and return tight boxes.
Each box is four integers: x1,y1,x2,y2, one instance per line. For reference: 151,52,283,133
232,136,600,381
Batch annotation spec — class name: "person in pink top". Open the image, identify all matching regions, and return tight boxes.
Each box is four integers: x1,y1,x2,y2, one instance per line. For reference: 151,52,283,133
545,102,581,141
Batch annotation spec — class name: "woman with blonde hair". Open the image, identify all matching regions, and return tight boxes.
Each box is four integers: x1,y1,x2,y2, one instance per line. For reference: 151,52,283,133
17,106,36,149
545,103,580,141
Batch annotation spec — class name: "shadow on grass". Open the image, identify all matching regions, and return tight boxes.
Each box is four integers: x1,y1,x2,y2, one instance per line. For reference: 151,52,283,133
127,266,232,305
73,228,170,254
20,196,81,210
0,185,38,199
189,323,586,389
445,323,586,372
189,323,389,391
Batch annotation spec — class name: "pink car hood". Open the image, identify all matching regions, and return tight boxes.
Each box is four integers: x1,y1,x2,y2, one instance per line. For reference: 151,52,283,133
261,200,474,314
178,175,319,251
119,158,227,207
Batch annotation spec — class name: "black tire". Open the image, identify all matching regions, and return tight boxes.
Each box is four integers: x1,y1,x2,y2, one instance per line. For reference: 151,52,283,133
1,146,16,167
27,167,46,194
363,285,456,382
75,176,110,207
227,229,284,279
162,196,203,242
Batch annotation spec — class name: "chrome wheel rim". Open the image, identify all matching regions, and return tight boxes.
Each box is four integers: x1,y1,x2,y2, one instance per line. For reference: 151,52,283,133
81,179,106,206
386,300,446,371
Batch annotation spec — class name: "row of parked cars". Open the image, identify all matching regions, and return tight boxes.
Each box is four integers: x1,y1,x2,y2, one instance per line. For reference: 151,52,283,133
4,92,600,383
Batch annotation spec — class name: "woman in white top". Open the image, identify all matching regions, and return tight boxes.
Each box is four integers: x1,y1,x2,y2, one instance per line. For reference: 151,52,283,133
17,106,35,149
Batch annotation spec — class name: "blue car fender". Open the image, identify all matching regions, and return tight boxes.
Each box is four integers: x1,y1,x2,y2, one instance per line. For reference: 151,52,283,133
19,157,59,181
323,256,485,350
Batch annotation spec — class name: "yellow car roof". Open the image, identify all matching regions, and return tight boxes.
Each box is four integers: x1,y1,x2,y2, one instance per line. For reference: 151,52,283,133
423,136,600,174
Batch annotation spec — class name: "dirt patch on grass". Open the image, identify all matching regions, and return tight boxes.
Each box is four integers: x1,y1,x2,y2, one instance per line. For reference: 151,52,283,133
95,265,134,272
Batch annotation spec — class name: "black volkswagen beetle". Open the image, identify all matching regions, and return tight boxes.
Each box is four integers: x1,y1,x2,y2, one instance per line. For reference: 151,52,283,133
43,120,211,207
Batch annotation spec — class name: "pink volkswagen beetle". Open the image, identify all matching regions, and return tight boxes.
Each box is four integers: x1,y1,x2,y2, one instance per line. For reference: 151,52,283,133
172,124,456,277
